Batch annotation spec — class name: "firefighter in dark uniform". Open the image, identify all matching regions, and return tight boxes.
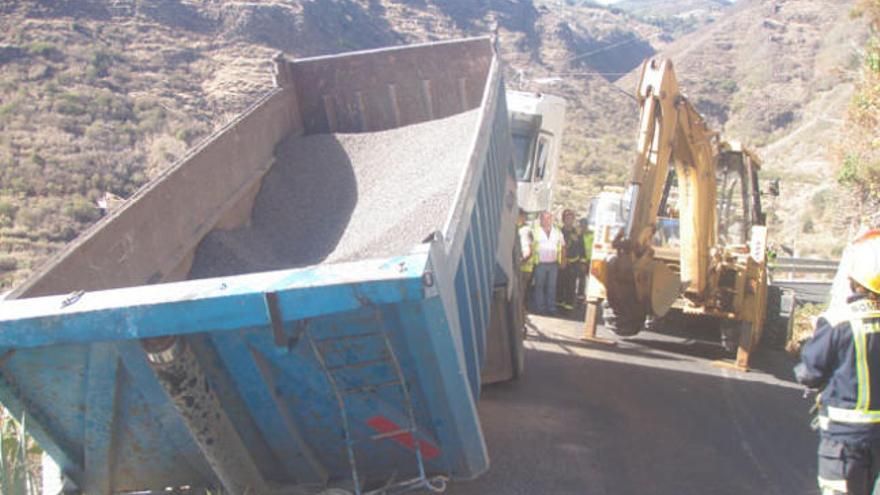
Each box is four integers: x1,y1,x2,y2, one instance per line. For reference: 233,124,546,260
557,209,583,312
796,236,880,494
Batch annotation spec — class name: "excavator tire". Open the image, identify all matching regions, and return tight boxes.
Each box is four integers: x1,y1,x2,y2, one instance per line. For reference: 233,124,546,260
760,285,793,350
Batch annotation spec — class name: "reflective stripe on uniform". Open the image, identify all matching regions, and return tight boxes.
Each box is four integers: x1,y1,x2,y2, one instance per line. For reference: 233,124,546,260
826,406,880,423
850,317,880,413
854,318,870,410
818,476,847,493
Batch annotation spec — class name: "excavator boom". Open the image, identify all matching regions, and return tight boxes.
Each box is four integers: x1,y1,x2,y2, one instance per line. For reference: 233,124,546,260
625,59,717,297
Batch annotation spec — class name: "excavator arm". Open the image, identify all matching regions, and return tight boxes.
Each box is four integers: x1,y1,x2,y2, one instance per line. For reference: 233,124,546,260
584,58,771,369
612,59,719,323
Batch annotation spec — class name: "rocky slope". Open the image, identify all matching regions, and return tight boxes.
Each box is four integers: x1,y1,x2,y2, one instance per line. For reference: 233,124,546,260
0,0,714,288
616,0,868,256
0,0,864,288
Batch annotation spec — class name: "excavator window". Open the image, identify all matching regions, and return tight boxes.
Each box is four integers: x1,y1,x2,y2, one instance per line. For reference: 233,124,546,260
716,156,749,246
654,170,681,247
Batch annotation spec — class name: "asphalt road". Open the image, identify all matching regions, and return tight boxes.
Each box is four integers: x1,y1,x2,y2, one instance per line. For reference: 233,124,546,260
446,315,818,495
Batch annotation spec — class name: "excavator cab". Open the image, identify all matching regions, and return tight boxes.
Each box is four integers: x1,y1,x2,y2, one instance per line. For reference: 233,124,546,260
716,143,766,247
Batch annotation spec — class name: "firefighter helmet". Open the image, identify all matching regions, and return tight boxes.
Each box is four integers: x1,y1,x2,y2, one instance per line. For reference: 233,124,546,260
849,235,880,295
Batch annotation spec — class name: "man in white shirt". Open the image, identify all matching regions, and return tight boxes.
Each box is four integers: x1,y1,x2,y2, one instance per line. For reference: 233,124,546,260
532,210,565,315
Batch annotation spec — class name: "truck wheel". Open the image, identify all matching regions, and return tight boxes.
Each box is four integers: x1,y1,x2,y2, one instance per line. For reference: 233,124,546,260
645,308,684,334
508,290,525,380
719,320,741,355
760,285,792,350
481,270,524,384
602,299,645,337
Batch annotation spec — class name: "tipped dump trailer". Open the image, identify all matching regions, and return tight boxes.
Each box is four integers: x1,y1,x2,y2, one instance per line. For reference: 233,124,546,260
0,37,523,494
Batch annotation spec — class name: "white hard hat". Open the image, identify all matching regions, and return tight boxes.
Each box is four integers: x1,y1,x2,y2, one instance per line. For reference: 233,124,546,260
849,235,880,295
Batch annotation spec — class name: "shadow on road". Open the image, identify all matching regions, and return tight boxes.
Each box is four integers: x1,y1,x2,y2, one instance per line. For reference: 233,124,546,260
448,339,817,495
528,326,687,364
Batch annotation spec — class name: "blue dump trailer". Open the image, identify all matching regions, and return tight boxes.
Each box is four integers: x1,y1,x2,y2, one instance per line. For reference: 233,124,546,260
0,37,525,494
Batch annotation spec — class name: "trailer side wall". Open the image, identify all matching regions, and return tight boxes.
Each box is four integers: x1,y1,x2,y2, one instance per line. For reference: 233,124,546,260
12,88,303,298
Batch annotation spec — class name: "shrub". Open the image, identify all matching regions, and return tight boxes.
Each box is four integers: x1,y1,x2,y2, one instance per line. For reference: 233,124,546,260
0,100,19,118
0,257,16,272
24,42,57,58
28,153,44,167
0,202,16,222
63,197,99,224
0,409,41,495
16,205,52,229
838,153,862,185
55,93,87,116
93,91,133,122
802,217,815,233
718,79,738,94
175,124,204,146
786,303,827,355
89,49,117,78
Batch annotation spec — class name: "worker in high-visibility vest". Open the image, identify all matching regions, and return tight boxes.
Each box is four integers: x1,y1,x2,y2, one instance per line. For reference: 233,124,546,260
518,209,536,316
576,218,594,301
795,235,880,495
532,210,565,315
557,209,582,311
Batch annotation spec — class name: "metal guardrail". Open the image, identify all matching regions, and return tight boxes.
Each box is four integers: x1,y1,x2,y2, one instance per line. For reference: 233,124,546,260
770,257,839,275
769,257,839,304
774,257,839,267
771,279,832,305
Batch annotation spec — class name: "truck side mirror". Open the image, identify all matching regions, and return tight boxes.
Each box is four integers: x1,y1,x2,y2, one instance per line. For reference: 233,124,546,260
768,179,780,196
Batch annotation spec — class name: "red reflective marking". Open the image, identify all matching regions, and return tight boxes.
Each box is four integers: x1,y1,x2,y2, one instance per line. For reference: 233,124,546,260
366,415,441,460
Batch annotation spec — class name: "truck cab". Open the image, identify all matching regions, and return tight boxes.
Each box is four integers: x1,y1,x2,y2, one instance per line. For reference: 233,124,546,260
506,91,566,217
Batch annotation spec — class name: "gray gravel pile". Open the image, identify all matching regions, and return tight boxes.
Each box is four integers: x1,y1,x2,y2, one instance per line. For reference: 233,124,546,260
188,109,478,279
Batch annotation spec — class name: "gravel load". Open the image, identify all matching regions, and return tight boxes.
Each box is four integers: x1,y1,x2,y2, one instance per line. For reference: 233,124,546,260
188,109,479,279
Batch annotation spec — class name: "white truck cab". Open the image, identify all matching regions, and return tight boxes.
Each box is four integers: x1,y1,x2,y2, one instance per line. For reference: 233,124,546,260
506,91,566,217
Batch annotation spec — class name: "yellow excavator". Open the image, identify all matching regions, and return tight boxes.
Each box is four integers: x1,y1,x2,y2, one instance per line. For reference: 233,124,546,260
585,58,776,370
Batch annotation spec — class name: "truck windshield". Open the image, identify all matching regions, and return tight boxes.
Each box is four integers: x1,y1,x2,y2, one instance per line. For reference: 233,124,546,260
512,132,533,181
589,196,625,230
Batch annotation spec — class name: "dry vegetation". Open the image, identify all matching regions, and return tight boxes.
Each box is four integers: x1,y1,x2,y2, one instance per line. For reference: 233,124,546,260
0,0,869,289
0,0,713,289
0,7,230,288
838,0,880,228
615,0,870,258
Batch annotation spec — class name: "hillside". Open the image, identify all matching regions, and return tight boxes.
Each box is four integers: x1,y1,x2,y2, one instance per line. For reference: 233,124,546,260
0,0,714,289
0,0,867,289
615,0,868,256
616,0,732,17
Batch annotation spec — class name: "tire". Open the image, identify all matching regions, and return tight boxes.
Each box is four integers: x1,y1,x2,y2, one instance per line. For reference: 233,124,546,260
507,291,525,380
645,308,683,334
760,285,791,350
719,319,742,356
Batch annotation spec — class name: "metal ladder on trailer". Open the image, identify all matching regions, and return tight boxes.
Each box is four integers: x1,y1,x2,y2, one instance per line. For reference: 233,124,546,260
305,310,448,495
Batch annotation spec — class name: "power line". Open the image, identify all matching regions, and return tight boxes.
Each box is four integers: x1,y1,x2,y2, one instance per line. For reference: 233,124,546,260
562,32,661,65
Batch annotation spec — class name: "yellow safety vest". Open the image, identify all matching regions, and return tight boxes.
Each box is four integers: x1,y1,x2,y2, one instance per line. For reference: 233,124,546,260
519,224,537,273
582,232,594,263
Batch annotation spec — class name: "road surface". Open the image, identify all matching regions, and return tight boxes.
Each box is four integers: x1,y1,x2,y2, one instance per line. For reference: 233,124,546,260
446,314,817,494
